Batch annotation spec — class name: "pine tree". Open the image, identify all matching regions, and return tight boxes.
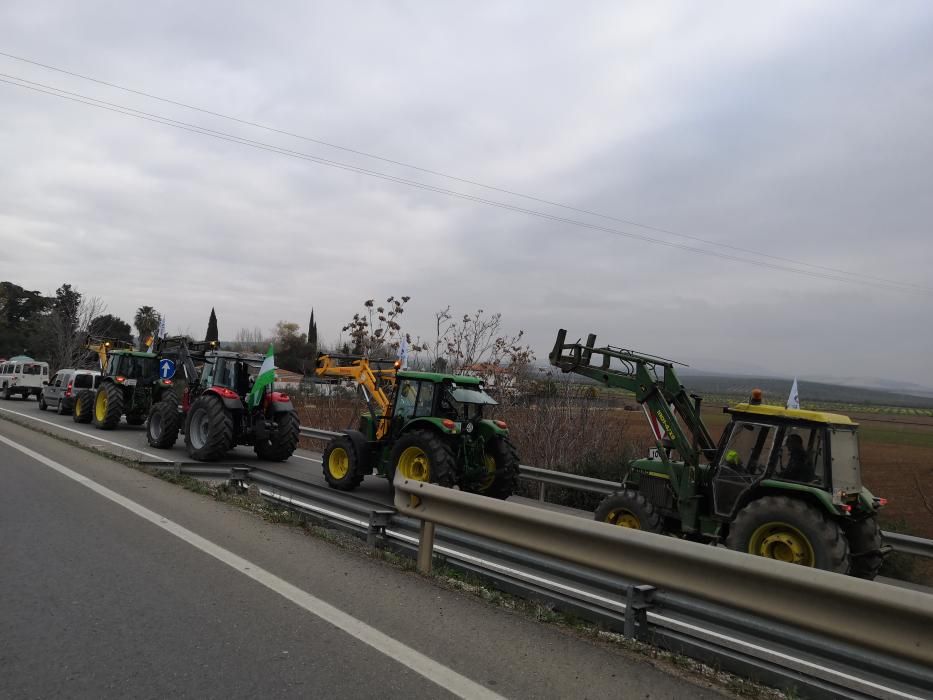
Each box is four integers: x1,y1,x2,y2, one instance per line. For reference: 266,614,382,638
205,307,219,342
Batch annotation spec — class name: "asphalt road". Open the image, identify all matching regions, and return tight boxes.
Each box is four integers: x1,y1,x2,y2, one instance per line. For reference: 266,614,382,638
0,412,728,699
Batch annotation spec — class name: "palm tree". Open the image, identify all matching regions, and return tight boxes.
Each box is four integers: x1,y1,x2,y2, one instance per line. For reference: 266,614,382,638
134,306,161,350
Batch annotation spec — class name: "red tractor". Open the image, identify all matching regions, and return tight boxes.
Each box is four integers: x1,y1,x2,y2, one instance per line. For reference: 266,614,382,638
147,338,299,462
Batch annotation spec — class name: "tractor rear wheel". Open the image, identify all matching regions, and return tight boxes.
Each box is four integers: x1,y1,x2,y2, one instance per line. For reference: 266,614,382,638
93,382,124,430
322,436,365,490
254,411,300,462
147,397,180,449
844,517,884,580
478,436,520,499
389,430,455,487
726,496,850,574
184,395,233,461
73,391,93,423
594,489,664,532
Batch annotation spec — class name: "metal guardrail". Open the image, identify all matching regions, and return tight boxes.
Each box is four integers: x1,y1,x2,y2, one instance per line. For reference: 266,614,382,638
393,475,933,667
300,424,933,560
135,457,933,696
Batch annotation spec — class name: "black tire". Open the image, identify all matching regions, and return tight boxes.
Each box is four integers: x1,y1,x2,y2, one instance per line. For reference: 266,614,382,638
56,398,68,415
38,395,48,411
477,436,520,499
254,411,300,462
594,489,664,533
147,398,181,449
92,382,124,430
73,391,93,423
322,435,366,491
2,385,10,400
726,496,850,574
844,517,885,580
388,429,455,487
184,395,234,461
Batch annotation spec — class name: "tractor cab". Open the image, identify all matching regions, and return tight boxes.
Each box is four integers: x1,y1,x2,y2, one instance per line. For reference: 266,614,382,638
711,401,866,520
392,372,498,424
199,351,262,398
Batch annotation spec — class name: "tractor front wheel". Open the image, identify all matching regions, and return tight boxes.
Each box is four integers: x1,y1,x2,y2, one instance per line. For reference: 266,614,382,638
73,391,93,423
93,382,124,430
594,489,664,533
478,436,520,499
322,436,365,491
254,411,300,462
147,397,181,449
184,395,233,461
389,430,455,487
726,496,850,574
844,517,885,580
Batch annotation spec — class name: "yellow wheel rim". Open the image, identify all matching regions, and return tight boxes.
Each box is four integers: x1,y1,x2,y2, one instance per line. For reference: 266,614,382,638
606,510,641,528
397,446,431,482
95,391,107,422
328,447,350,479
479,454,496,490
748,522,815,566
75,400,82,417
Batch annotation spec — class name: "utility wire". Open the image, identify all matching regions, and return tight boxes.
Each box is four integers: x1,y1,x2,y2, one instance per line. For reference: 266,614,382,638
1,72,929,295
0,50,921,290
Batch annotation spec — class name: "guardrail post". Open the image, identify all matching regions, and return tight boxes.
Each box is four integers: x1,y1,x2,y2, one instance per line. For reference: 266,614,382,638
417,520,436,574
230,466,250,490
367,510,394,550
539,483,547,503
623,584,656,640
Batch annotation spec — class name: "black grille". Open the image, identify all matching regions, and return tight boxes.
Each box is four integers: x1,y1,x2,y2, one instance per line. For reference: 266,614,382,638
642,474,675,510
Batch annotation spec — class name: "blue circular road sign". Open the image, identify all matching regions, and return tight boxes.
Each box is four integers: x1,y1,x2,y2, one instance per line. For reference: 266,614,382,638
159,358,176,379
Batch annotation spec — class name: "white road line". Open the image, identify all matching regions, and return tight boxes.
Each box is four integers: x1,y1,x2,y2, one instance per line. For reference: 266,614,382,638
292,453,323,463
0,433,503,700
0,406,171,462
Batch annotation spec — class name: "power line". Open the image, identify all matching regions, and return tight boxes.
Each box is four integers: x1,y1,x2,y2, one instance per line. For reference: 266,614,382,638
1,72,929,295
0,49,917,290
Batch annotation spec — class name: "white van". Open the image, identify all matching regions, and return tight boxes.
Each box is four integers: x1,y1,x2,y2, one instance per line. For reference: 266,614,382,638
0,357,50,400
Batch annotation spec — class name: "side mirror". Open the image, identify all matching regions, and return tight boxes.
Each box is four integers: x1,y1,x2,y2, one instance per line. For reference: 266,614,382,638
42,380,49,385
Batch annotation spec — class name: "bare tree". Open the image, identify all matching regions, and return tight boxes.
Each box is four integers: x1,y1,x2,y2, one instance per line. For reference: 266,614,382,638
230,327,267,352
44,295,107,372
341,295,424,358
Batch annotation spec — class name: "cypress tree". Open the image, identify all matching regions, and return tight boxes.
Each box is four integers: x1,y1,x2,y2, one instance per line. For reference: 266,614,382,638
205,307,219,342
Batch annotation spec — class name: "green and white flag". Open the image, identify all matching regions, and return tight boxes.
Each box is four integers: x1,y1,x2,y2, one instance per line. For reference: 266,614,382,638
247,344,276,409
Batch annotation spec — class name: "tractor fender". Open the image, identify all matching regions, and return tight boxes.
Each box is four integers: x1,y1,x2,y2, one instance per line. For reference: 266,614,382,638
401,416,459,436
204,387,242,412
266,393,295,412
338,429,372,468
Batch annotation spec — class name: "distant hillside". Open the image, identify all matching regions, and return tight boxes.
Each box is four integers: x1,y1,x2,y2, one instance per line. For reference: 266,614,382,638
678,373,933,409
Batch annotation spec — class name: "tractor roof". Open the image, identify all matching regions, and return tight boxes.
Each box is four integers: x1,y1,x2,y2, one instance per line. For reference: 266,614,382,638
207,350,265,363
397,370,483,385
728,402,856,426
111,350,160,359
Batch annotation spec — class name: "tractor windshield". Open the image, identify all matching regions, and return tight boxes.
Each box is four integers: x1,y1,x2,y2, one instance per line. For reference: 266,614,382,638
212,357,260,396
440,384,498,422
111,354,159,382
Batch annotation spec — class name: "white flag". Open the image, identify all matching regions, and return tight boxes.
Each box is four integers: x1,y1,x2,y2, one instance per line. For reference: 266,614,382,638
398,335,409,369
786,378,800,409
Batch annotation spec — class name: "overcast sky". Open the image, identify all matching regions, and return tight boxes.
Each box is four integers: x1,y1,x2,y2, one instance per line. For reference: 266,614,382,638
1,2,932,388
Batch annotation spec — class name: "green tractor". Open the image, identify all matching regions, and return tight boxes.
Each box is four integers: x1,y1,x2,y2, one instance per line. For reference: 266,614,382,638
550,330,890,579
314,354,520,498
73,338,175,430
